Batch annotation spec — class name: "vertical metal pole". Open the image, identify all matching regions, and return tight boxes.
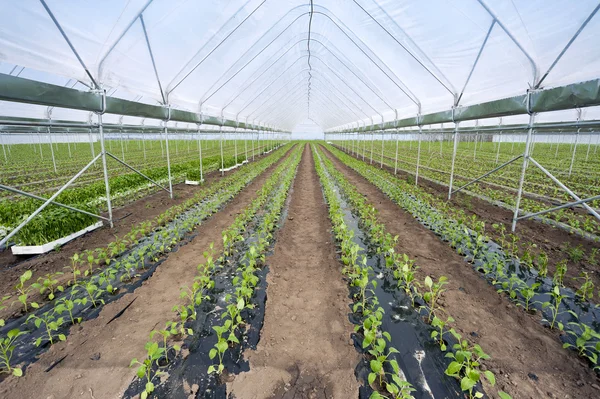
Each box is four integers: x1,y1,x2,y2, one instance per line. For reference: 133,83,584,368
1,134,7,163
394,132,399,175
416,124,423,185
370,132,374,164
252,131,255,161
496,132,502,164
120,127,125,161
67,133,72,158
197,128,203,183
234,131,238,164
586,132,592,161
48,128,57,173
142,130,146,160
164,120,173,198
245,135,248,161
380,131,385,168
512,110,535,232
220,126,224,176
160,130,164,158
98,111,113,228
473,132,478,160
38,133,43,160
448,121,460,199
569,128,580,177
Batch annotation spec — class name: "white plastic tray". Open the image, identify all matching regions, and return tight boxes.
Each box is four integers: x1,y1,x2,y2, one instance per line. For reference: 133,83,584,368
11,221,104,255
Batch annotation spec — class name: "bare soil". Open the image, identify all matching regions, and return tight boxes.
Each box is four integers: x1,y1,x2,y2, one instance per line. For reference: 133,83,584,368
0,151,276,320
0,149,291,399
228,144,360,399
321,145,600,399
337,147,600,304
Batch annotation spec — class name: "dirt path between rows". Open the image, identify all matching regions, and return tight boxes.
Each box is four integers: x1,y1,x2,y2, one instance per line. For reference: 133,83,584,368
0,147,293,399
321,145,600,399
229,144,359,399
0,150,277,320
335,146,600,302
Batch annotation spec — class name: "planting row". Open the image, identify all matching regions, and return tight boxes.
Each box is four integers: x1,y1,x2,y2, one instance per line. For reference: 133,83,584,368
314,145,510,399
337,140,600,236
0,145,292,379
126,145,302,398
326,144,600,373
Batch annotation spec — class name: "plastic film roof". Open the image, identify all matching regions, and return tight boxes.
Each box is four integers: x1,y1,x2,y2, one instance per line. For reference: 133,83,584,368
0,0,599,132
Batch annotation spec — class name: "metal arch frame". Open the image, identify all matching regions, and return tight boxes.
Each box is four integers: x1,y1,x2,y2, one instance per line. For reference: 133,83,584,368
171,4,420,126
230,35,403,123
535,2,600,88
350,0,456,98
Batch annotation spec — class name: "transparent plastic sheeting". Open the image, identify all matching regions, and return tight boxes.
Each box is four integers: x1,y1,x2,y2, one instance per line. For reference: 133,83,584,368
0,0,599,131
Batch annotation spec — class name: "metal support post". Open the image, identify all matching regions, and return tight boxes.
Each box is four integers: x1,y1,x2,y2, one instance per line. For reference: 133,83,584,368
164,108,173,199
220,124,224,176
48,128,57,174
98,106,113,228
394,131,399,175
370,131,374,164
416,123,423,185
448,117,460,199
380,131,385,168
0,153,103,248
496,132,502,164
512,103,536,232
569,128,580,177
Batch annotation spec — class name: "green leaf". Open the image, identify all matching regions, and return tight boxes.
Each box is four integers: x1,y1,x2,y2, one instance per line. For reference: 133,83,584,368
145,382,155,393
484,370,496,386
460,377,476,392
445,361,462,376
424,276,433,288
368,372,376,385
12,368,23,377
498,392,513,399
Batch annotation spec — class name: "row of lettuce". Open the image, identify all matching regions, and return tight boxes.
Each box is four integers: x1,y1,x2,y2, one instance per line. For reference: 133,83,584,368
0,143,274,246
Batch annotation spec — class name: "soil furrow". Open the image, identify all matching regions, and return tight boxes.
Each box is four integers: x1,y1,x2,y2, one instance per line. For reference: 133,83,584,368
228,144,360,399
320,144,600,399
0,147,293,399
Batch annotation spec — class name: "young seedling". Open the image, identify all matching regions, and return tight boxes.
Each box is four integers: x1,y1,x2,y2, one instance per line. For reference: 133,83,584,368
130,341,166,399
32,272,64,300
445,335,496,399
208,323,229,375
563,322,600,368
574,272,594,302
65,254,82,285
26,310,66,346
498,274,524,300
14,270,37,313
431,315,455,351
0,329,25,376
55,293,81,325
423,275,448,322
149,328,180,364
540,286,573,330
536,251,549,278
553,260,567,287
518,282,540,312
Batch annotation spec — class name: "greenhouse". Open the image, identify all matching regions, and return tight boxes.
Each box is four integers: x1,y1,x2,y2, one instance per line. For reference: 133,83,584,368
0,1,599,398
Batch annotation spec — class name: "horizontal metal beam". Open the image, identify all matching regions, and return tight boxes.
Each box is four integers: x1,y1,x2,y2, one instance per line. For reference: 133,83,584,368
333,79,600,132
0,74,282,132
